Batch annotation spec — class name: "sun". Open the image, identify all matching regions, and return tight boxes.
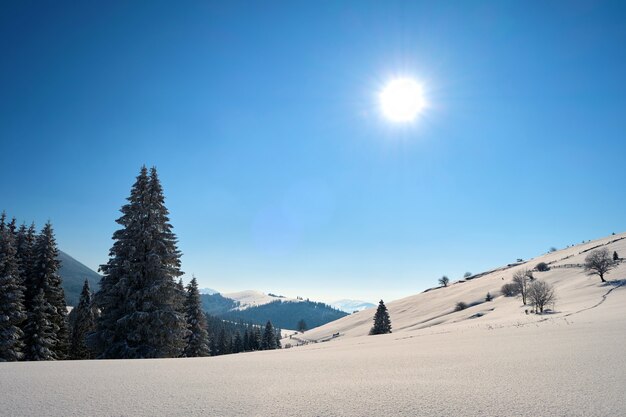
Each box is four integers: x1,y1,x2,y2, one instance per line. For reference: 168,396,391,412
379,78,426,122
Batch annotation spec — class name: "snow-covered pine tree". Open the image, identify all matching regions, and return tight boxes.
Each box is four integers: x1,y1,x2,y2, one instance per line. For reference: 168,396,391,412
23,289,58,361
233,332,243,353
69,280,96,359
32,222,70,359
262,321,278,350
275,327,282,349
0,218,26,361
183,277,209,357
369,300,392,335
15,223,37,309
92,166,187,358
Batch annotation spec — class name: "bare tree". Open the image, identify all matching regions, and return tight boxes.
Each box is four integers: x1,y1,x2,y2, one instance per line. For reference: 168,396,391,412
584,248,617,283
512,269,533,305
438,275,450,287
527,280,556,313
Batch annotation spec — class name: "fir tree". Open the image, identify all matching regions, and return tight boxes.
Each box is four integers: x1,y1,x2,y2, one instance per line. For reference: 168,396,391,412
183,277,210,357
297,319,307,332
485,292,493,302
233,332,243,353
262,321,278,350
69,280,96,359
275,328,282,349
614,251,619,261
23,289,58,360
91,166,187,358
31,222,70,359
15,223,36,311
369,300,392,335
0,220,26,361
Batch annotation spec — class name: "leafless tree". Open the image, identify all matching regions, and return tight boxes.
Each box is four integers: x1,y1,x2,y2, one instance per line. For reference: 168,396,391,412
527,280,556,313
584,248,617,283
438,275,450,287
512,269,533,305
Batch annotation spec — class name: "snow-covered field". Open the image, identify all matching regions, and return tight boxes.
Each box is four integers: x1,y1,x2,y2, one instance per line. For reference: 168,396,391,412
1,233,625,416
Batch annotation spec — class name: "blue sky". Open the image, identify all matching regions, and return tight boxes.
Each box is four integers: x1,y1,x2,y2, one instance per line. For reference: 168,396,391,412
1,1,625,302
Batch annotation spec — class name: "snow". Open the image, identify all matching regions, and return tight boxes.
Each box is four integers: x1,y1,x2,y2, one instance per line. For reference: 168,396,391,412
1,233,625,416
328,299,376,313
221,290,301,310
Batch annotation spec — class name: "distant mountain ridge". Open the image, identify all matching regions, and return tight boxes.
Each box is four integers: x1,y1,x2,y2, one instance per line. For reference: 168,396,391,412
57,251,101,306
329,299,376,313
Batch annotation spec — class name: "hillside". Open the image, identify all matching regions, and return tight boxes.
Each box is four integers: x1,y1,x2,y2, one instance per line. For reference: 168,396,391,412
201,290,348,330
58,251,101,306
301,232,626,342
3,232,625,416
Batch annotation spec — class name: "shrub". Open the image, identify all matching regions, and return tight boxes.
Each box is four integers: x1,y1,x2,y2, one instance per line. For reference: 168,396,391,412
463,272,472,278
485,292,493,302
614,251,619,261
455,301,468,311
501,282,520,297
536,262,550,272
438,275,450,287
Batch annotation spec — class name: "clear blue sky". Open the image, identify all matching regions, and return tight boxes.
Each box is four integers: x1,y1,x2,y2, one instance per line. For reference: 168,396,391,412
1,1,625,303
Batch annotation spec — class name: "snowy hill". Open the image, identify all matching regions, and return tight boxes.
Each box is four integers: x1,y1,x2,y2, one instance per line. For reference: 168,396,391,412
301,232,626,342
3,232,626,416
329,299,376,313
221,290,302,309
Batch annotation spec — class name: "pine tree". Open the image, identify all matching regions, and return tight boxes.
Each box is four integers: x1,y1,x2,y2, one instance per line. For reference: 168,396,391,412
183,277,210,357
69,280,96,359
23,289,58,360
15,223,37,310
91,166,187,358
614,251,619,261
262,321,278,350
233,332,243,353
369,300,392,335
0,219,26,361
297,319,307,332
275,328,282,349
485,292,493,302
31,222,70,359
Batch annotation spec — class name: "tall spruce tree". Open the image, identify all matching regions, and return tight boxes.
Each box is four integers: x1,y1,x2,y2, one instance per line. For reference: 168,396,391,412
262,321,278,350
183,277,210,357
91,166,187,358
31,222,70,359
15,223,36,311
369,300,392,335
0,218,26,361
69,280,96,359
23,289,58,360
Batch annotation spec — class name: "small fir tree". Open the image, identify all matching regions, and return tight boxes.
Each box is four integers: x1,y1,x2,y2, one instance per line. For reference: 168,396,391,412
23,289,58,361
183,277,210,357
369,300,392,335
613,251,619,261
262,321,278,350
485,292,493,302
297,319,307,332
69,280,97,359
32,222,70,359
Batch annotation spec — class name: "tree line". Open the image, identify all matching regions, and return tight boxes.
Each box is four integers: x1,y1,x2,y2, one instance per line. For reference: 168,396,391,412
1,166,281,361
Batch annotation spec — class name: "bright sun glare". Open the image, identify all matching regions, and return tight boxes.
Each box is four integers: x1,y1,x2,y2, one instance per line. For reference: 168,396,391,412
379,78,426,122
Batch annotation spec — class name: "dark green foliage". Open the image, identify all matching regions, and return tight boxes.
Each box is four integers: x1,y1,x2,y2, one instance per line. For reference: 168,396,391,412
31,222,69,359
0,217,26,361
204,314,278,356
614,251,619,261
536,262,550,272
297,319,307,332
91,166,187,358
262,321,278,350
369,300,392,335
15,223,36,312
183,277,210,357
200,293,240,316
69,280,96,359
455,301,468,311
23,289,58,361
220,299,347,330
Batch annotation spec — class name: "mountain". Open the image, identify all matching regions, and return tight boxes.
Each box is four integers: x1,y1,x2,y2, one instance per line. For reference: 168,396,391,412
200,290,348,330
57,251,101,306
329,299,376,313
199,287,218,295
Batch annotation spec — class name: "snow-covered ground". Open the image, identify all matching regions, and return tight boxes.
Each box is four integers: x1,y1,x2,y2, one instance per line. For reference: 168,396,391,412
1,233,625,416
